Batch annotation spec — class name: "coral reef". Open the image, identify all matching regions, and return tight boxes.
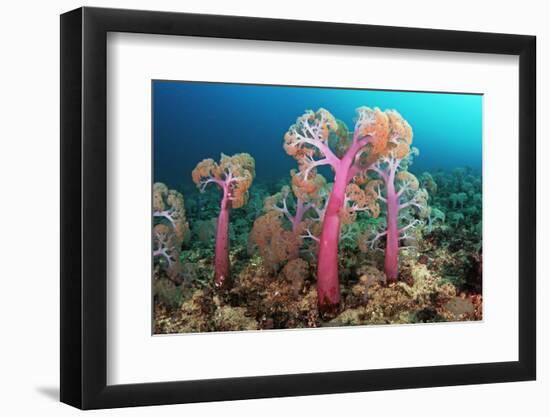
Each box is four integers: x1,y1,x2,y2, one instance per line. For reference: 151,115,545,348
153,105,482,335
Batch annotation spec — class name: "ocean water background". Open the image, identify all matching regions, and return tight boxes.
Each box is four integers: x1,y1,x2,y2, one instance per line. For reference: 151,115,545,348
153,80,482,191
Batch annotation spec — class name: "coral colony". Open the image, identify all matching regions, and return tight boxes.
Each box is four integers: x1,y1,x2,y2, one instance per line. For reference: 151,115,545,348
152,106,483,333
283,108,424,313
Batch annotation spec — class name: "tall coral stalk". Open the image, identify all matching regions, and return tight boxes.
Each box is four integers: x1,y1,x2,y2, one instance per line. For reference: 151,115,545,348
192,153,255,288
213,175,232,288
316,133,378,309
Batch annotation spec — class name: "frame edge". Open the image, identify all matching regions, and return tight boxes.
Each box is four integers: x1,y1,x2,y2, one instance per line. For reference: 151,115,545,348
60,7,84,409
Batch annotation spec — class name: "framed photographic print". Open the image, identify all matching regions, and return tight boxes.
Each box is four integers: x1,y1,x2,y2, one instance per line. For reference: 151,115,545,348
60,6,536,410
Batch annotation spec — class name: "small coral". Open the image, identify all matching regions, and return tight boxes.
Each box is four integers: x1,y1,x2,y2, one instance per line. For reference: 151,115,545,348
154,290,212,334
282,258,310,296
154,278,184,308
153,182,190,243
329,307,370,326
153,224,183,283
249,211,301,273
213,306,258,331
420,172,437,195
427,207,445,232
193,218,217,244
398,263,451,305
448,212,465,227
152,183,190,283
442,296,475,320
351,265,386,301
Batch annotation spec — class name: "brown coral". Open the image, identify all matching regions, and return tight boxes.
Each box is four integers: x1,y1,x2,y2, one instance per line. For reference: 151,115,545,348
249,211,301,272
282,258,310,296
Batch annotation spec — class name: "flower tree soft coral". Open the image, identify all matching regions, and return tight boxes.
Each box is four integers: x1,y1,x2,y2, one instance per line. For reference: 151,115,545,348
283,108,389,313
153,182,190,243
250,210,301,273
366,112,429,282
152,183,190,282
153,223,183,281
191,153,255,288
264,185,308,235
250,175,325,272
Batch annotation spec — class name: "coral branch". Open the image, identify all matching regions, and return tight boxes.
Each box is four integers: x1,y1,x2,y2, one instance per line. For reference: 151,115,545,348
301,227,320,243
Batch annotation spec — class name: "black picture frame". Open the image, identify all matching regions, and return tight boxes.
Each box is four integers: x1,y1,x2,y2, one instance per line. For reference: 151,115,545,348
60,6,536,410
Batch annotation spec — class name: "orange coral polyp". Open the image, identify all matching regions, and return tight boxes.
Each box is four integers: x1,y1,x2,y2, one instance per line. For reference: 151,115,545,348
191,158,218,184
396,171,420,191
387,110,413,145
359,108,390,143
393,142,411,160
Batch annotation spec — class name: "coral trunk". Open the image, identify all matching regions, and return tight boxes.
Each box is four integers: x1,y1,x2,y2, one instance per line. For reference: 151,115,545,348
316,167,349,313
291,198,306,235
384,172,399,282
214,196,231,288
289,198,306,260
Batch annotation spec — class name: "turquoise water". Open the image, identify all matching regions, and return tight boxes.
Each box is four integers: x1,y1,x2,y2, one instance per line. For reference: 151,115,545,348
153,80,482,190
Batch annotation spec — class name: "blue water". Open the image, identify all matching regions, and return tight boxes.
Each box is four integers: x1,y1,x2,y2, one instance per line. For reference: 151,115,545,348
153,81,482,191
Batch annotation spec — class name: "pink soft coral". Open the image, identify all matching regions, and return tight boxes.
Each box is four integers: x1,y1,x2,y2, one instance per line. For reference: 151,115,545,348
365,111,429,281
192,153,255,288
283,108,389,313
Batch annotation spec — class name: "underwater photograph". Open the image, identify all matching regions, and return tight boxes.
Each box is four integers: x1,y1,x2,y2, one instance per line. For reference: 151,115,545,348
152,80,483,334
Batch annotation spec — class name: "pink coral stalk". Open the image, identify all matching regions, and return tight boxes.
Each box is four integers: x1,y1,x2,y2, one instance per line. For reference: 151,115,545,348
291,198,307,234
382,161,399,281
201,171,241,288
315,134,372,311
197,170,240,288
273,192,309,235
214,179,231,288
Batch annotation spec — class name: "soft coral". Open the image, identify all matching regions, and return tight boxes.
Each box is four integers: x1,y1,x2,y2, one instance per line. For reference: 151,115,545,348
283,108,390,313
192,153,255,288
